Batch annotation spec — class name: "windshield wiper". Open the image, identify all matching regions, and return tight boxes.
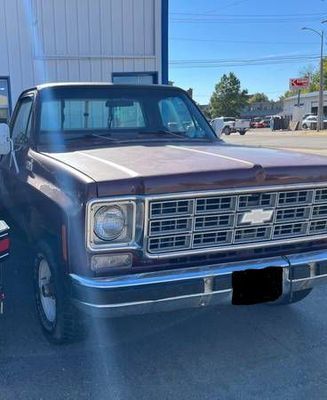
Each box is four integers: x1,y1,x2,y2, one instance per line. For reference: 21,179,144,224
62,133,119,142
137,129,188,139
91,133,119,142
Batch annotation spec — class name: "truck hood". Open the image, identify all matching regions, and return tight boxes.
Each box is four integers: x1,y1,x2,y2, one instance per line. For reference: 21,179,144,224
43,143,327,196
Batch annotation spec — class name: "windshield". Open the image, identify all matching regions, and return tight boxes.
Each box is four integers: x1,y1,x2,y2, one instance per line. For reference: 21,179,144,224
38,87,216,145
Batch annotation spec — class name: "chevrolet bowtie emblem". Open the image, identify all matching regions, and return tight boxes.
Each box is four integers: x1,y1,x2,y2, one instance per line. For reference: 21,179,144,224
241,209,274,225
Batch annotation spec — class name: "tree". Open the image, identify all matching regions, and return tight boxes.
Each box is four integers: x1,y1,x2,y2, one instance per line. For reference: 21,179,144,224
209,73,248,118
248,92,269,104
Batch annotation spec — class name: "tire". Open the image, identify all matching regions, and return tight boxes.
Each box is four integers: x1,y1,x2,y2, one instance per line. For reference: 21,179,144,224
239,130,246,136
223,126,231,135
34,241,84,344
302,124,308,130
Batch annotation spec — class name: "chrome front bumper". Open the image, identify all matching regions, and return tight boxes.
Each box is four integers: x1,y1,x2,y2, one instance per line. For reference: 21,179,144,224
70,250,327,317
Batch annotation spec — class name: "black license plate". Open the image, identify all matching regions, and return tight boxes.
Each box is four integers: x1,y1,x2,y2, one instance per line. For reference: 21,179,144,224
232,267,283,305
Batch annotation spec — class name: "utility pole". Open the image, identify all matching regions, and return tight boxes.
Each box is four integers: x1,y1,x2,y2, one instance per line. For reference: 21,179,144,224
302,27,324,131
319,30,324,131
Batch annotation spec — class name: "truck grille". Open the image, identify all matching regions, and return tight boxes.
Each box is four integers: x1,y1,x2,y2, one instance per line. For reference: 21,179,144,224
145,187,327,256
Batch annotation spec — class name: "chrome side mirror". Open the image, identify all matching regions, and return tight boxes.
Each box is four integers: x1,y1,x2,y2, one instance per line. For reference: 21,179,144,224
0,123,10,155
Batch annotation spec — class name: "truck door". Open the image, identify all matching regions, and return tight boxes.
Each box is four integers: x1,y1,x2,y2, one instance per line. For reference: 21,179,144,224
0,94,34,216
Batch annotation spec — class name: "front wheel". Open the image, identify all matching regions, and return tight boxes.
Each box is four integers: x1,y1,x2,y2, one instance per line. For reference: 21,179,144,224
34,242,83,344
302,124,308,130
239,130,246,135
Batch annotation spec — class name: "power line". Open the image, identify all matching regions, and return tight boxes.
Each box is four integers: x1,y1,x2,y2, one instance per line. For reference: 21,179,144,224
171,54,319,64
171,17,325,24
171,12,327,17
220,0,252,10
170,37,316,45
195,90,289,97
170,54,320,68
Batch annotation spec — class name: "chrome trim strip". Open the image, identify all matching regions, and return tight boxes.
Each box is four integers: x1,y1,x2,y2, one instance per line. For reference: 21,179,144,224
144,182,327,202
76,289,233,310
0,252,9,260
292,274,327,291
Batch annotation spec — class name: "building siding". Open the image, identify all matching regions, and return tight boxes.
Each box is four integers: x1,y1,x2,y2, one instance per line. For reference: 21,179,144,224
0,0,164,107
283,91,327,118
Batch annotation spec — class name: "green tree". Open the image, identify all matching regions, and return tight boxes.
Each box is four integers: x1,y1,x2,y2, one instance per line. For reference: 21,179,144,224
209,73,248,118
248,92,269,104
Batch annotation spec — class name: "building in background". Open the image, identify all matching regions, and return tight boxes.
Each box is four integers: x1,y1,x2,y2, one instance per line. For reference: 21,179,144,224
0,0,168,121
282,91,327,120
240,100,282,119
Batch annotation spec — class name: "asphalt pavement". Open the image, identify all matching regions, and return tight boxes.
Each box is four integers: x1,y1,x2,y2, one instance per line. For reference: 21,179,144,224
2,131,327,400
223,128,327,156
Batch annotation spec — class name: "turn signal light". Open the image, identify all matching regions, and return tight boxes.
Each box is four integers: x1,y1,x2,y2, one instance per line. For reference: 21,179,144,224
0,238,10,253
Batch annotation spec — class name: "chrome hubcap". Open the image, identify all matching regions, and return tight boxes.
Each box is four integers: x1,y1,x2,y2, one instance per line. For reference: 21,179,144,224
38,258,56,323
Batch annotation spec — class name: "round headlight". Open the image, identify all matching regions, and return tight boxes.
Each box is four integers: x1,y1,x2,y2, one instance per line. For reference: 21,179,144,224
94,206,126,241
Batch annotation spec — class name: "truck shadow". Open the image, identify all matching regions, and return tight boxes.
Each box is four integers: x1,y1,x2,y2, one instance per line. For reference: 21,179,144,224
1,229,324,399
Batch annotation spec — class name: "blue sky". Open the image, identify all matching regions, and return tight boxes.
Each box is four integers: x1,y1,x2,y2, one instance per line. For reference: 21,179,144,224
168,0,327,103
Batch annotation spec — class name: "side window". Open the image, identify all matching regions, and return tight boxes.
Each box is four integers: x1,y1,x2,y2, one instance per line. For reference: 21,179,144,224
159,96,205,137
11,97,33,145
0,78,11,123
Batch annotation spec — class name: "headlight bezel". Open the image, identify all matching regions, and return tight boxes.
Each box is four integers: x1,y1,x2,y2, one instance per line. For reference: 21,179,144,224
86,197,142,252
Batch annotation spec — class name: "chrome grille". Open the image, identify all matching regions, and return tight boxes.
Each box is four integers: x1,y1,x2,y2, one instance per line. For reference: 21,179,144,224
235,226,272,243
315,189,327,203
238,193,276,209
275,207,310,222
195,196,236,214
193,231,232,248
273,222,308,238
194,214,235,231
146,187,327,256
278,190,314,206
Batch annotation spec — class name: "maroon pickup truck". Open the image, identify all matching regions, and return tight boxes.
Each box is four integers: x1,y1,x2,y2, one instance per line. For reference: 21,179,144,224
1,83,327,343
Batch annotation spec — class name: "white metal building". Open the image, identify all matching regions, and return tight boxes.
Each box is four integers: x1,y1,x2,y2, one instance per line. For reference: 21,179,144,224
283,91,327,120
0,0,168,122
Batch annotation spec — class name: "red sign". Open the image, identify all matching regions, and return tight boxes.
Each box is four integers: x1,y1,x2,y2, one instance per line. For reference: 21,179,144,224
289,77,310,90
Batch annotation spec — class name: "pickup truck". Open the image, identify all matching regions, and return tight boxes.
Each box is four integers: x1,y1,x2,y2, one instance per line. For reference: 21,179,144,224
1,83,327,343
211,117,249,136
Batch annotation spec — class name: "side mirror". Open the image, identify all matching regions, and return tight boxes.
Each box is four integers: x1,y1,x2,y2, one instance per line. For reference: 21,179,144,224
0,123,11,155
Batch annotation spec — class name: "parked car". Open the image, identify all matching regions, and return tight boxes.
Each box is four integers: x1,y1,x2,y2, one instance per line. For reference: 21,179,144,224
253,120,265,129
302,116,318,130
302,113,315,120
0,219,9,313
250,117,262,128
302,115,327,130
262,116,272,128
211,117,249,135
1,83,327,343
